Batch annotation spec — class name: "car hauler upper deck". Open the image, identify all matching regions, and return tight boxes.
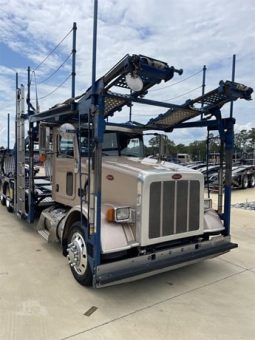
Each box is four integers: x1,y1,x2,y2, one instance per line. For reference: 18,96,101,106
0,51,252,287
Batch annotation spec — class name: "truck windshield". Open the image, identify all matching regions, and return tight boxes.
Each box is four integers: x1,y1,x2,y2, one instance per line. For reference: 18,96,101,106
80,131,144,158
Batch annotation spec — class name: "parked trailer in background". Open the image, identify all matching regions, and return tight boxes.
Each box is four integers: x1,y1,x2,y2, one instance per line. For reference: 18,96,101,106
209,165,255,190
0,148,15,211
231,165,255,189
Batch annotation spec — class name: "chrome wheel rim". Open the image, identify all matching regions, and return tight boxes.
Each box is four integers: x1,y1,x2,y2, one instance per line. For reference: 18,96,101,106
67,232,87,275
6,198,10,208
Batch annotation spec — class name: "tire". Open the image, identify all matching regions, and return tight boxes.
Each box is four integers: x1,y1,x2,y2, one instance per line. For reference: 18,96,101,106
5,184,13,213
0,182,6,206
6,197,13,213
249,175,255,188
242,175,249,189
67,221,92,286
0,194,6,206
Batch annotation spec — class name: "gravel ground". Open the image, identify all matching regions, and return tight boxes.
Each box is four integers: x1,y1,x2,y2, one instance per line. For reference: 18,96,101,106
232,201,255,210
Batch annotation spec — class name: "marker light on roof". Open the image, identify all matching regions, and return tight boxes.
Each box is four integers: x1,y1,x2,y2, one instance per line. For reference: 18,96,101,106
125,73,143,92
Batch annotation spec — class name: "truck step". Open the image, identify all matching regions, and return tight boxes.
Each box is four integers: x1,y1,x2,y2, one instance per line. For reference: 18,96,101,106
38,229,50,241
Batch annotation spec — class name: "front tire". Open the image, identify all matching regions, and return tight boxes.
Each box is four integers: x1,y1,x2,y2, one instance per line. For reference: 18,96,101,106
67,221,92,286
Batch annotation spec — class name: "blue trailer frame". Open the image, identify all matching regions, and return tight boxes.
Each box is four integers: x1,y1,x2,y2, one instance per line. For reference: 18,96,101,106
24,52,252,286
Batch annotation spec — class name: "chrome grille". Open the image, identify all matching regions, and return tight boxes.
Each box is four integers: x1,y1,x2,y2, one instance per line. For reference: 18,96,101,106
149,180,200,239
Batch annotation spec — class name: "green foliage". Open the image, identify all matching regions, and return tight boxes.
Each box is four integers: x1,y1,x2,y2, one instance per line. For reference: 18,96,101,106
147,128,255,161
147,135,175,156
234,129,255,151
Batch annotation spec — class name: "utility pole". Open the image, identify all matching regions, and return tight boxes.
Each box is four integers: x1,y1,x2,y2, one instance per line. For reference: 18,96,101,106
71,22,77,101
7,113,10,150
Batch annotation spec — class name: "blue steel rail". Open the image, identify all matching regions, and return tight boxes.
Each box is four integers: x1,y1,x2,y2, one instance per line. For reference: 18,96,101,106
146,80,253,130
30,54,183,123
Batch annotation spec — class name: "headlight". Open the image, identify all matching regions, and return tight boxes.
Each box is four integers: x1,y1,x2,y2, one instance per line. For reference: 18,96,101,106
116,207,130,221
106,206,135,223
204,198,212,209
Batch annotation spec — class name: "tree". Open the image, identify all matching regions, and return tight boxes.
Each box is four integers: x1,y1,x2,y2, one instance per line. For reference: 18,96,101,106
175,144,187,153
148,135,175,156
248,128,255,148
234,129,249,151
188,140,207,161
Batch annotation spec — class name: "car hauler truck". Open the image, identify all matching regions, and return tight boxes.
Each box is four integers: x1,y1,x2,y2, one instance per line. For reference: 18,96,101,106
0,54,253,287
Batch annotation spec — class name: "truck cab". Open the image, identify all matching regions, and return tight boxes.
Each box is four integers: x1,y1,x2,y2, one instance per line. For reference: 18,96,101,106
38,122,226,286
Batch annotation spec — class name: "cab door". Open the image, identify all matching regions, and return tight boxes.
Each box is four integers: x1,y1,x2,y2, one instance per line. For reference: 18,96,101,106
53,127,78,205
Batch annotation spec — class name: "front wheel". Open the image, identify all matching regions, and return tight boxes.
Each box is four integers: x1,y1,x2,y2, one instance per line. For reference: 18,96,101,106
66,222,92,286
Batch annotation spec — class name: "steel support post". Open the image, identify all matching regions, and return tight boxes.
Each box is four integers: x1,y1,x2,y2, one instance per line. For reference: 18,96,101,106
90,0,103,270
71,22,77,101
27,67,35,222
223,54,236,234
14,73,19,213
7,113,10,150
206,129,210,198
223,121,234,235
217,140,224,214
201,65,206,119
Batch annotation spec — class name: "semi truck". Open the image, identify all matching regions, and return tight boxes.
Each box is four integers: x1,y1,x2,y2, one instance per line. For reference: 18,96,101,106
0,54,253,287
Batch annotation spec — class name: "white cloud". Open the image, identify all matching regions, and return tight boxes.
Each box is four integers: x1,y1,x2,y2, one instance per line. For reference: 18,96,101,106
235,122,254,132
0,0,254,147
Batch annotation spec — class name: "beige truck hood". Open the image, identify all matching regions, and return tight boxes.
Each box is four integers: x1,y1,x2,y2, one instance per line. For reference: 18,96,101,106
102,156,197,176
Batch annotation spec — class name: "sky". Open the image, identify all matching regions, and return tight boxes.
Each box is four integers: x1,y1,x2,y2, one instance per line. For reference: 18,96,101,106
0,0,254,147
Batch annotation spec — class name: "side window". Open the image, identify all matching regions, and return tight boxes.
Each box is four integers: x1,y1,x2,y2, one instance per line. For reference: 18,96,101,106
57,134,74,158
121,138,143,157
102,132,118,155
103,133,118,149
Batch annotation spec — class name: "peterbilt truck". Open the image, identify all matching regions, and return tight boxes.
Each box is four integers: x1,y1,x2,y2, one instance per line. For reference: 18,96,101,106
0,54,253,287
37,122,222,286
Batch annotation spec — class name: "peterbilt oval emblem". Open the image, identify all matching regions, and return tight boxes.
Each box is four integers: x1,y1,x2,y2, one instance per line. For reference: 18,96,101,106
106,174,114,181
172,173,182,180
